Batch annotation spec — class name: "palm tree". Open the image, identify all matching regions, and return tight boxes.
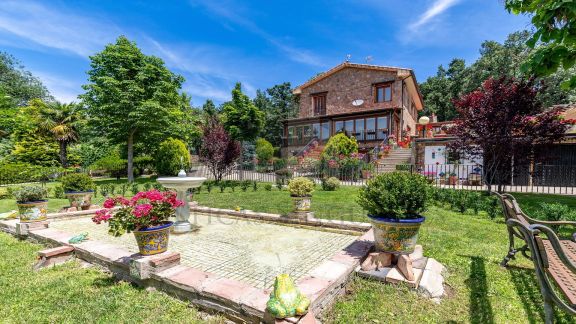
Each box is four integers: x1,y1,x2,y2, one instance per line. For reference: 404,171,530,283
38,101,82,167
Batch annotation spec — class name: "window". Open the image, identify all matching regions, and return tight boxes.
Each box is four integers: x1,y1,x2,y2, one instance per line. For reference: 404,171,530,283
335,121,344,133
375,83,392,103
377,116,388,140
321,122,330,140
312,94,326,116
355,119,365,141
312,123,321,138
344,120,354,134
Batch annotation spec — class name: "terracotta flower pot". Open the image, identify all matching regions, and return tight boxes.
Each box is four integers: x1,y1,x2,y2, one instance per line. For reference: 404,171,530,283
17,200,48,223
65,191,94,209
133,221,173,255
368,215,425,254
448,176,458,185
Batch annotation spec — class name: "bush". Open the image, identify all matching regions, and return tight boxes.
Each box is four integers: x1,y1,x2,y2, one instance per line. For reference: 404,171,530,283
255,138,274,164
155,138,190,176
272,158,287,171
0,163,61,185
240,180,251,192
357,172,430,219
206,181,213,193
130,183,140,195
288,177,315,197
533,202,576,222
321,177,340,191
13,186,47,202
60,173,94,192
252,181,258,191
264,183,272,191
275,168,293,185
143,183,152,191
90,154,126,179
322,133,358,159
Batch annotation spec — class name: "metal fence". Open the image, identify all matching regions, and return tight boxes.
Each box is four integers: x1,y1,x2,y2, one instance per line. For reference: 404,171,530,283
191,163,576,195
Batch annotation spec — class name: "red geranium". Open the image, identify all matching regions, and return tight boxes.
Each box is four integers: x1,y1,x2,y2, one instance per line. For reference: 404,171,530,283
93,189,183,237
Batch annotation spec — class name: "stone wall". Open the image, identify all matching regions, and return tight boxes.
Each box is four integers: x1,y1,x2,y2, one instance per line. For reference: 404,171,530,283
298,67,401,118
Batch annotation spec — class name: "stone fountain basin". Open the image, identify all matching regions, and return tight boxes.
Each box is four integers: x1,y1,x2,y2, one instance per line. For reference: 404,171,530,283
156,176,206,190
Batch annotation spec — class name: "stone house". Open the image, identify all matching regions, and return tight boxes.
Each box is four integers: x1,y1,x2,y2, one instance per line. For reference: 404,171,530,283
281,62,424,156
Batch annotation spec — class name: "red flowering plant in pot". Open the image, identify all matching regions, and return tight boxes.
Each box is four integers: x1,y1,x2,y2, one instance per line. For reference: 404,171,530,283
92,190,184,255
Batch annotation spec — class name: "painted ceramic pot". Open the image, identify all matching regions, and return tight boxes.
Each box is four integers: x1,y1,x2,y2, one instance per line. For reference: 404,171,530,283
65,191,94,210
369,215,425,254
292,196,311,212
133,221,173,255
17,200,48,223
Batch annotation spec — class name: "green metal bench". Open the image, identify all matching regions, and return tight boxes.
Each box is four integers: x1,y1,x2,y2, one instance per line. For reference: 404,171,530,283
507,219,576,323
495,193,576,267
495,193,576,322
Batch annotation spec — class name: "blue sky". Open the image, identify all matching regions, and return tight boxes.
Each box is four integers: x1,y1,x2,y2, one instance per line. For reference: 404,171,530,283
0,0,530,105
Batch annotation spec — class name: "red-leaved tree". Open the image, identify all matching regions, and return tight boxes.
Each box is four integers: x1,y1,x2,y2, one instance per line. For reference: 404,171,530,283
199,118,241,182
448,77,574,192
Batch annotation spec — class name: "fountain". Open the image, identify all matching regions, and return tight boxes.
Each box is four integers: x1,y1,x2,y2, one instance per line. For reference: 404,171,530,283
157,159,206,233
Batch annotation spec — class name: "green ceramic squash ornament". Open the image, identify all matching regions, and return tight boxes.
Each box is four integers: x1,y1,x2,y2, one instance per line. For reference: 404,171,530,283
266,274,310,318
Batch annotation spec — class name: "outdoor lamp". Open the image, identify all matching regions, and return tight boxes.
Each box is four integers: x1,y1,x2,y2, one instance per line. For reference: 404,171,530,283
418,116,430,138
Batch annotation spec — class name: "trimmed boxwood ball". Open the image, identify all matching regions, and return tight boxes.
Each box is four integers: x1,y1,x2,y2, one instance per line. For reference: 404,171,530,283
357,172,431,220
321,177,340,191
155,138,190,176
288,177,315,197
60,173,95,192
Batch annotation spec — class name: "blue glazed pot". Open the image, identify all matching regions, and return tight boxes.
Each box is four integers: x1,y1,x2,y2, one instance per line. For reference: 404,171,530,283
17,200,48,223
133,221,173,255
368,215,425,254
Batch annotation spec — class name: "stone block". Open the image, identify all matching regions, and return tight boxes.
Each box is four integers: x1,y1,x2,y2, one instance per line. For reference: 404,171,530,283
385,267,422,288
397,255,415,281
357,267,392,282
360,252,392,271
130,252,181,280
296,277,331,302
409,245,423,260
418,269,444,298
412,257,429,270
38,245,74,258
425,257,446,274
16,221,49,236
202,277,260,304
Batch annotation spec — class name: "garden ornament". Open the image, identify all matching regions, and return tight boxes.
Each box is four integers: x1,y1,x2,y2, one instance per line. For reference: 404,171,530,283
68,232,89,244
266,273,310,318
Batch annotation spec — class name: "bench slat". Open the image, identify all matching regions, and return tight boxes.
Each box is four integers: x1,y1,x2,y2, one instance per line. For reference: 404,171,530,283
543,240,576,307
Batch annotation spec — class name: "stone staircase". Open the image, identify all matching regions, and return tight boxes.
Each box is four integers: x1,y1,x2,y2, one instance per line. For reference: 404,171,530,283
302,145,324,160
375,148,412,173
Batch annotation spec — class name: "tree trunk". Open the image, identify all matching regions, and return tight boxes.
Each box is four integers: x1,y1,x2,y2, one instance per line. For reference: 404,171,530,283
239,141,244,180
127,132,135,183
59,141,68,168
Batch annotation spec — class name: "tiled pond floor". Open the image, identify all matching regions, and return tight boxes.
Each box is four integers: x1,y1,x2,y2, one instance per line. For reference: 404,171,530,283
51,213,359,289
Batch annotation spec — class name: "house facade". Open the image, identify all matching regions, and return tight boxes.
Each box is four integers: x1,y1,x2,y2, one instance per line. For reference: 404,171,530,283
282,62,424,156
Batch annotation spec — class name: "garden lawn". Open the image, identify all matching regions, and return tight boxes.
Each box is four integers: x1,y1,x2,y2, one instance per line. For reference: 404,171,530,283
0,232,224,323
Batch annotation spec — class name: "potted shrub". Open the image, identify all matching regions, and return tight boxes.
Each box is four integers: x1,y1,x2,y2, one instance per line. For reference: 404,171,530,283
357,172,431,254
448,172,458,185
92,190,184,255
287,177,315,212
61,173,95,210
14,186,48,223
361,162,375,179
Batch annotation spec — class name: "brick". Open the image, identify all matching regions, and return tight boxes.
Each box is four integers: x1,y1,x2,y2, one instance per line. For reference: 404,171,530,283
38,245,74,258
240,288,270,313
167,267,217,293
149,252,180,268
361,252,392,271
412,257,429,270
409,245,423,260
203,277,260,304
425,258,446,274
385,267,423,288
418,269,444,298
357,267,392,282
299,311,319,324
296,277,331,302
309,260,351,282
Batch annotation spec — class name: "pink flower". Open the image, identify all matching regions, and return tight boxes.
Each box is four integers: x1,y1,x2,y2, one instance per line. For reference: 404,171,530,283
92,209,111,224
146,190,164,202
103,198,115,209
133,204,152,218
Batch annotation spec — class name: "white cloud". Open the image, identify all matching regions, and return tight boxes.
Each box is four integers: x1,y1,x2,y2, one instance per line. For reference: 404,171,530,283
189,0,325,67
409,0,460,31
0,1,119,57
33,71,81,103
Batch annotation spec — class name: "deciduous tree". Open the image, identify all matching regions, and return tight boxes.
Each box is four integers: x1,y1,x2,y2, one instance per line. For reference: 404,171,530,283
81,36,185,182
199,119,240,182
448,77,573,192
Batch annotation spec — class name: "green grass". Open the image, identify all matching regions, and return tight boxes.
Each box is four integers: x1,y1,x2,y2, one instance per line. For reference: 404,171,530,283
514,192,576,215
0,232,224,323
